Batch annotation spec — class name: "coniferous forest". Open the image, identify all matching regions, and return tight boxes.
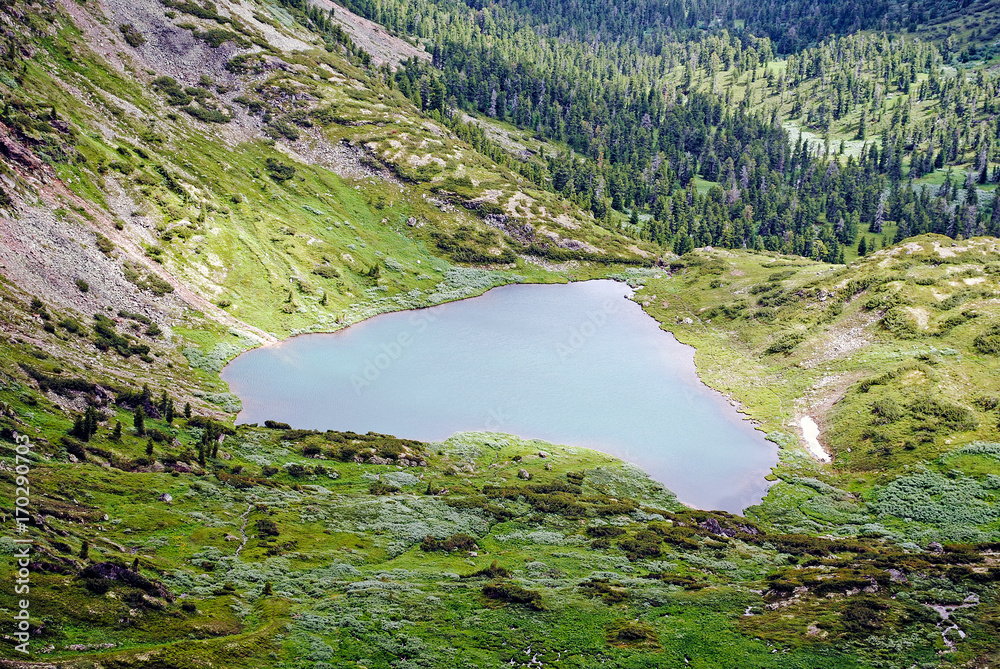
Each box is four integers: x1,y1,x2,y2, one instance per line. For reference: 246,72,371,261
335,0,1000,261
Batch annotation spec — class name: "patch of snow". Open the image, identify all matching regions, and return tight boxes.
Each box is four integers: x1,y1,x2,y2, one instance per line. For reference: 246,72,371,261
800,416,830,462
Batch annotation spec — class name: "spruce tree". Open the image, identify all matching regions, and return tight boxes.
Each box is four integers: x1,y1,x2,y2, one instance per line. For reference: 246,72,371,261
134,406,146,436
85,406,98,440
184,402,192,419
73,414,86,440
111,420,122,442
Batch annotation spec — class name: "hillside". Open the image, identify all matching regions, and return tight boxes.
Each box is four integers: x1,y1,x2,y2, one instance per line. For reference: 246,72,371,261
1,0,1000,667
3,233,1000,667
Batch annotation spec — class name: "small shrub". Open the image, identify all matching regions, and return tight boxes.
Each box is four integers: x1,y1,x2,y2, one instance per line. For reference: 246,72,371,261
463,561,511,579
265,120,299,141
881,307,919,339
183,105,231,124
152,76,192,106
421,533,478,552
974,396,1000,411
619,530,663,561
841,595,889,635
765,332,805,355
265,158,296,182
870,398,903,424
973,325,1000,354
225,54,266,75
95,233,115,256
313,265,340,279
369,481,400,496
256,518,279,537
75,278,89,293
119,24,146,47
482,582,544,609
607,618,659,646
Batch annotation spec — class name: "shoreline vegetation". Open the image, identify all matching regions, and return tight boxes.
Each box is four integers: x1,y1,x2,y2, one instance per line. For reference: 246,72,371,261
4,233,990,666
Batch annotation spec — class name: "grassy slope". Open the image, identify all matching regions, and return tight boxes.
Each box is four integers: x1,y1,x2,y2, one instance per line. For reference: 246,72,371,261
637,235,1000,538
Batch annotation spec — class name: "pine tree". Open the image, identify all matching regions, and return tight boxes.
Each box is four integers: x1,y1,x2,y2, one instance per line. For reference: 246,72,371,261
165,400,174,425
184,402,192,419
134,406,146,436
146,439,154,457
858,236,868,256
80,540,89,560
85,406,98,440
73,414,86,440
111,420,122,442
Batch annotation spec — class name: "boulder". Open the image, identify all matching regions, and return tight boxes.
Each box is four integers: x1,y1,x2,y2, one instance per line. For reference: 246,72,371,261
157,493,173,503
518,469,531,480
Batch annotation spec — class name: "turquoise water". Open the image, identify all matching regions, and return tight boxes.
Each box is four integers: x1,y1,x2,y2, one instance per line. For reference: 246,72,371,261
221,280,777,512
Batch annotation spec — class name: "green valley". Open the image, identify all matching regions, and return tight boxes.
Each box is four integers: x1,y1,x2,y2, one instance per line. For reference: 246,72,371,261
0,0,999,666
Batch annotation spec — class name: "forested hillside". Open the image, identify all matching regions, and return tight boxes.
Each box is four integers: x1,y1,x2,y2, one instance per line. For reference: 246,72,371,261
339,0,1000,262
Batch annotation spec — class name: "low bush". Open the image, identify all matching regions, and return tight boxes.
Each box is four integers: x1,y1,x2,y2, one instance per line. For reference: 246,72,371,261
973,324,1000,354
607,618,658,645
482,582,544,609
265,158,296,182
870,398,903,424
313,265,340,279
20,365,95,395
225,54,266,74
183,105,231,124
421,533,478,552
368,481,400,496
765,332,805,355
881,307,919,338
152,76,192,106
619,530,663,560
580,578,629,604
118,24,146,47
463,561,511,579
